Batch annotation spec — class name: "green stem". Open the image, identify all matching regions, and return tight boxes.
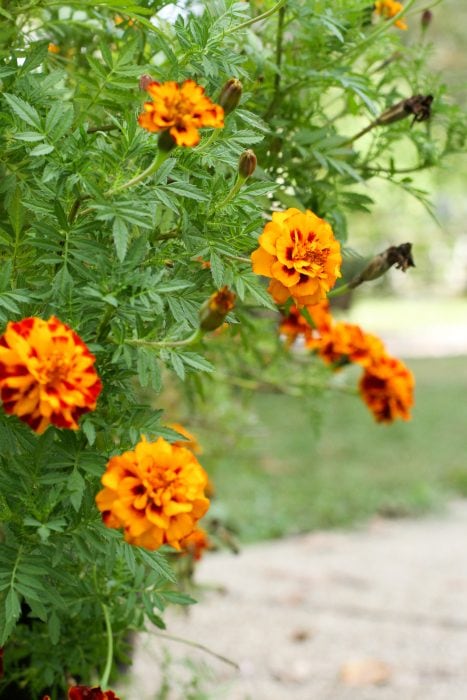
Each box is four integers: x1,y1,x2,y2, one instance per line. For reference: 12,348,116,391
195,129,221,154
100,604,113,690
327,281,352,299
264,3,286,119
150,631,239,669
106,150,170,196
126,328,202,349
215,175,246,209
223,0,288,36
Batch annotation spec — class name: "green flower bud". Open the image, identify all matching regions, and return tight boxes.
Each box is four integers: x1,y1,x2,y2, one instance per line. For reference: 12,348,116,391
238,149,257,179
218,78,243,115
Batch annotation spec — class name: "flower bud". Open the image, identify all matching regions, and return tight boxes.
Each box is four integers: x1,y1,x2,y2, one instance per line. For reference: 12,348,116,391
421,10,433,29
349,243,415,289
199,286,236,332
238,149,257,179
218,78,243,115
139,74,154,91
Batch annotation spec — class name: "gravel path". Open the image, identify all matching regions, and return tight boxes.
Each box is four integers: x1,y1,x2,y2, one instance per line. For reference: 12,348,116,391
128,501,467,700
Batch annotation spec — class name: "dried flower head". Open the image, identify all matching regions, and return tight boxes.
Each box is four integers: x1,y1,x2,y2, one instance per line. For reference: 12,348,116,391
138,79,224,147
359,354,415,423
96,436,210,550
374,0,408,30
0,317,102,434
251,208,342,306
349,243,415,289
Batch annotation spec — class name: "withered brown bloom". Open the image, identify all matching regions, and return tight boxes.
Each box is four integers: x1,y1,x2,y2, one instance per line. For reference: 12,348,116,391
349,243,415,289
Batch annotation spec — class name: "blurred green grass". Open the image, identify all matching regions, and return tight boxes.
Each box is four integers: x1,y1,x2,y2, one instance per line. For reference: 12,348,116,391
203,356,467,542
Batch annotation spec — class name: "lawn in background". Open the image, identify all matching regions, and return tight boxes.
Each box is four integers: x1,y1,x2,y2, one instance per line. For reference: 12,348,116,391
204,355,467,542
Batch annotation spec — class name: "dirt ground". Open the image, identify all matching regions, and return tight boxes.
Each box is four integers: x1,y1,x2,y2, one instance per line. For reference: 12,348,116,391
126,501,467,700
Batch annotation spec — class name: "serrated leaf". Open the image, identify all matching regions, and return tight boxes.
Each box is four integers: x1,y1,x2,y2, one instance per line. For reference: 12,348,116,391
3,93,42,130
30,143,54,157
14,131,45,142
210,252,225,287
112,218,129,261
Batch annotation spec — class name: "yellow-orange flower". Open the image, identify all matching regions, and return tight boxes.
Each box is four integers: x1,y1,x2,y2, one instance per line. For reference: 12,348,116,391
168,422,202,454
313,322,385,369
96,436,210,550
374,0,408,30
48,43,60,54
138,80,224,147
0,317,102,434
251,208,342,306
359,354,414,423
180,527,211,561
280,302,333,348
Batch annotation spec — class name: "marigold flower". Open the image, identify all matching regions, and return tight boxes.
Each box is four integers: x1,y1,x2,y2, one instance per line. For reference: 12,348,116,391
96,436,210,551
180,527,211,561
168,422,202,454
359,354,414,423
280,302,332,348
251,208,342,307
48,43,60,54
313,322,385,369
374,0,408,30
199,286,236,331
0,317,102,434
68,687,120,700
138,79,224,147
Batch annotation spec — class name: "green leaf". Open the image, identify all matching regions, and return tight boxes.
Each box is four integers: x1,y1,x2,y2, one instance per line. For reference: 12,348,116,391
14,131,45,142
112,218,129,261
29,143,55,157
210,252,225,287
3,94,42,130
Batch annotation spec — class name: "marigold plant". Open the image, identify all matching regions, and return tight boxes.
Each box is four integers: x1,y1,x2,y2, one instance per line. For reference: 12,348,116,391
0,0,462,697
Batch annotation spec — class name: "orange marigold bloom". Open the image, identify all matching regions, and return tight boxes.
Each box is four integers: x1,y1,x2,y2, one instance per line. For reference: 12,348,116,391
180,527,211,561
359,354,414,423
96,436,210,551
168,422,202,454
48,43,60,54
0,317,102,434
374,0,408,30
280,301,332,348
313,322,385,369
138,80,224,147
251,208,342,307
68,687,120,700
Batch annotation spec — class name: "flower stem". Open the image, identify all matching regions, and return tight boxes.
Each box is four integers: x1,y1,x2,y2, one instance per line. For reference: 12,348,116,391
327,282,352,299
106,149,170,196
223,0,288,36
126,329,202,349
215,175,245,209
100,604,113,690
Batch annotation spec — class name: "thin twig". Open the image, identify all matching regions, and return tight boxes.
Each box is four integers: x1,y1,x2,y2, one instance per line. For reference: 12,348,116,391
150,630,240,670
